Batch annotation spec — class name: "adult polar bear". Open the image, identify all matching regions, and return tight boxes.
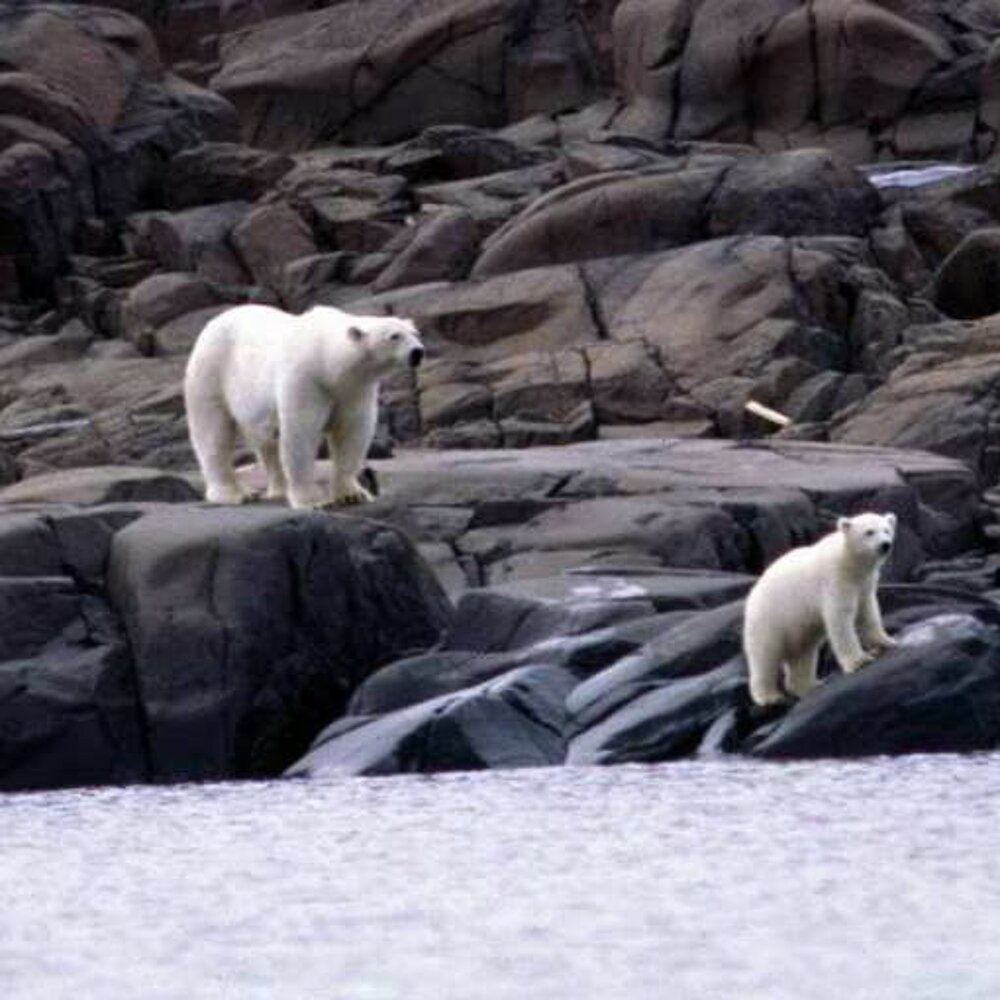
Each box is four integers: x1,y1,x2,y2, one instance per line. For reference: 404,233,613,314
184,304,424,509
743,512,897,706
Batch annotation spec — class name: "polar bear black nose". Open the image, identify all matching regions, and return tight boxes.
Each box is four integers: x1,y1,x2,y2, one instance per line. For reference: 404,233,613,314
879,541,891,555
409,347,424,368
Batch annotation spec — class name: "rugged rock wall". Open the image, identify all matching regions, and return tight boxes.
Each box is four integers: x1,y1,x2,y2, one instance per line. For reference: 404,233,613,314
2,0,1000,485
614,0,1000,162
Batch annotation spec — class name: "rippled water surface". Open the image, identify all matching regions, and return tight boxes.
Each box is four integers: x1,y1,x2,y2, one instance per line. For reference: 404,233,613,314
4,757,1000,1000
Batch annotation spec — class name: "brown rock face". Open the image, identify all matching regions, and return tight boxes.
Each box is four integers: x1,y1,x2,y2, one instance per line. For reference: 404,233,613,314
473,146,877,277
3,0,1000,498
354,232,920,448
0,3,236,298
212,0,612,150
832,315,1000,483
613,0,1000,162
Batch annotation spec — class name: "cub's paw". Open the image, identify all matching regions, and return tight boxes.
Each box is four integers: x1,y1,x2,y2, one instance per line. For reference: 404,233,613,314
863,635,897,656
842,651,876,674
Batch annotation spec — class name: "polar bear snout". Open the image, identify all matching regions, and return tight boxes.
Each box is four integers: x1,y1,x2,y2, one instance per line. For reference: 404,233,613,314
409,347,424,368
878,540,892,556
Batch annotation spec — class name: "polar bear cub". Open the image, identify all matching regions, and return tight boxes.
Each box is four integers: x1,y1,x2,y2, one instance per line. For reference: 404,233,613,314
184,303,424,509
743,512,897,706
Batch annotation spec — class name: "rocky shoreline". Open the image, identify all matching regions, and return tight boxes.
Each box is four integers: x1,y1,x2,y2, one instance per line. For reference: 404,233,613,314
2,439,999,791
3,1,1000,790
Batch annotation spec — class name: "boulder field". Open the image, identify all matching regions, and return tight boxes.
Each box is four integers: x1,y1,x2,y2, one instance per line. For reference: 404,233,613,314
2,438,999,791
2,2,1000,477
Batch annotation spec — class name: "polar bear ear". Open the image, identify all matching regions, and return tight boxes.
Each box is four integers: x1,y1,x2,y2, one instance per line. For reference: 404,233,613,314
885,513,897,528
837,516,852,533
347,326,365,343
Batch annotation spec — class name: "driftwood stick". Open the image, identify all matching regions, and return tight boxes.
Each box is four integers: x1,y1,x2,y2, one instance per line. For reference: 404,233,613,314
744,399,792,428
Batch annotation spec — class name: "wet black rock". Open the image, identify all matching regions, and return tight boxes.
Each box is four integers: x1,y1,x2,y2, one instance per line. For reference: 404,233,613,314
749,593,1000,758
288,664,576,777
0,503,451,791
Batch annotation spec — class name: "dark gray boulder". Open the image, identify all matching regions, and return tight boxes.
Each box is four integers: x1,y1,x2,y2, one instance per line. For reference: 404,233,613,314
107,506,452,780
288,664,576,777
706,149,879,239
749,595,1000,759
348,594,675,716
567,659,746,766
0,621,146,793
932,228,1000,319
0,503,452,790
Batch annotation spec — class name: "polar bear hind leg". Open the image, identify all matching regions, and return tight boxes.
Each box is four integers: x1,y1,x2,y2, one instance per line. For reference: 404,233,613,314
784,643,821,700
745,630,789,707
186,387,247,505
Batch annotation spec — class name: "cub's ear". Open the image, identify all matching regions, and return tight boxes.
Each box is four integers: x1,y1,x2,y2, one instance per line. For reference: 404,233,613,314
347,326,365,342
837,517,852,533
885,513,897,528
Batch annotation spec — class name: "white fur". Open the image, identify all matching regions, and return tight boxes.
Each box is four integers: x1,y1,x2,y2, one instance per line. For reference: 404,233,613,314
184,304,423,509
743,512,898,706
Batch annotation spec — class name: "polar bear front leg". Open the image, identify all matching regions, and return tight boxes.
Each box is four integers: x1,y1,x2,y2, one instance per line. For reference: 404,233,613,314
858,583,896,653
328,388,377,505
823,596,874,674
278,382,330,510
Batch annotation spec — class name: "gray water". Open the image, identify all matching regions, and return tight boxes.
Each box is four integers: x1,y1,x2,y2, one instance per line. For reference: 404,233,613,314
3,757,1000,1000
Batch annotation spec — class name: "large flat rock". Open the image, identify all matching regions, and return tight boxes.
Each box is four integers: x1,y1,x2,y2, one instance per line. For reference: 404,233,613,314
349,437,981,591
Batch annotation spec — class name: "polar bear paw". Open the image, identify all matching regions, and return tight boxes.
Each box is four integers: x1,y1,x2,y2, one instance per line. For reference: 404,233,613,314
287,489,331,511
205,483,254,505
333,480,374,506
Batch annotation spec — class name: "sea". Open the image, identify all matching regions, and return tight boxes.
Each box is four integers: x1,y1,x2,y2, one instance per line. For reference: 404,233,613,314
3,755,999,1000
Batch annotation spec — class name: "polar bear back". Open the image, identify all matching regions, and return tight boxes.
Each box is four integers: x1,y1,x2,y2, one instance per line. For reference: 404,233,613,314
744,533,850,655
186,304,298,424
186,303,373,433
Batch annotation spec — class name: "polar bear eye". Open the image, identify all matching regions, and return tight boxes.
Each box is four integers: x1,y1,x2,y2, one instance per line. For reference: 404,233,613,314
389,332,403,342
865,529,875,537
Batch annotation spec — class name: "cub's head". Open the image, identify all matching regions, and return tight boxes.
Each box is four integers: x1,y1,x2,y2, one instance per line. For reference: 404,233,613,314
349,316,424,373
837,512,896,564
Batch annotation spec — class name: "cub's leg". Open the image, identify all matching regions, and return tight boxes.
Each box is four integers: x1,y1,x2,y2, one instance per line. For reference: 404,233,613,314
823,597,873,673
745,629,789,707
858,583,896,653
784,643,821,700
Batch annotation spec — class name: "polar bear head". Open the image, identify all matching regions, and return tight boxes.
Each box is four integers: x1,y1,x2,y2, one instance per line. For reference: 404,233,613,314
349,316,424,374
837,512,896,564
